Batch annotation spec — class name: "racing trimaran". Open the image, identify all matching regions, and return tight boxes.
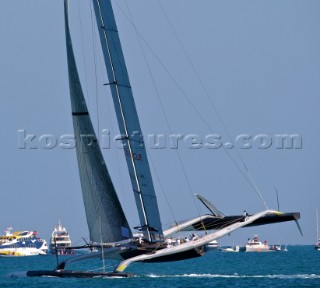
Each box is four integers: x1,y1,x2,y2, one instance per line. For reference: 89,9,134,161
27,0,300,278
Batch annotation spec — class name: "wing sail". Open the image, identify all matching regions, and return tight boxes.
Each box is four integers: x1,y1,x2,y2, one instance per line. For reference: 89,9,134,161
91,0,163,242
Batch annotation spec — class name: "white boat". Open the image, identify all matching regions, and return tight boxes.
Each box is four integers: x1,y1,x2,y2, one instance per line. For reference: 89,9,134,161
49,223,74,255
269,244,282,252
0,227,47,257
205,240,220,251
245,235,271,252
25,0,300,278
219,246,241,253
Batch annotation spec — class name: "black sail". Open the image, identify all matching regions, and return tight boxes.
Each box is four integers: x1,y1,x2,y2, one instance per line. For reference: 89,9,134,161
64,2,132,243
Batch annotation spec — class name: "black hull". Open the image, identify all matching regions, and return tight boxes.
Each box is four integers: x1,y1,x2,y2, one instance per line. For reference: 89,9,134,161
191,212,301,231
142,246,205,263
118,245,205,263
26,270,133,278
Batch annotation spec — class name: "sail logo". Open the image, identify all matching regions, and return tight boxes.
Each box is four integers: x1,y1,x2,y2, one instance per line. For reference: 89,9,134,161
124,148,143,161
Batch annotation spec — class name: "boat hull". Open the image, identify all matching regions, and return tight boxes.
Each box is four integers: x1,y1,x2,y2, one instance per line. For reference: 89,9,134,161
141,246,205,263
26,270,133,278
245,246,270,252
0,248,45,257
0,229,47,256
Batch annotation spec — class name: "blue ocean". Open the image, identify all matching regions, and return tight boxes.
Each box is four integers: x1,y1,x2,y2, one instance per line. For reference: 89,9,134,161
1,246,319,288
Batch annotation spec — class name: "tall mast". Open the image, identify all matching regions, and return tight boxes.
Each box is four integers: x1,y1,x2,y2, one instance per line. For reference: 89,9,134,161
92,0,163,242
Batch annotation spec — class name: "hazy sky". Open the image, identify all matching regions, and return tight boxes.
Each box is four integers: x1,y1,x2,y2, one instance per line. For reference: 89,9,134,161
0,0,319,246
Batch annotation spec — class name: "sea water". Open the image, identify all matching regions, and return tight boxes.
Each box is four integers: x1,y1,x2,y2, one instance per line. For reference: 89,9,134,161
1,246,319,288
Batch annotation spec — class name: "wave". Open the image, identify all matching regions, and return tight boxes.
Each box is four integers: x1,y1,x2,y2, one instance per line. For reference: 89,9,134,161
145,273,320,279
7,271,320,280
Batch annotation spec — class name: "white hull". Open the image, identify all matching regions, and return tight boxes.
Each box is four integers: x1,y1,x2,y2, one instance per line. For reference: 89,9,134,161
205,240,220,251
245,245,270,252
206,245,220,251
220,247,238,252
0,247,45,257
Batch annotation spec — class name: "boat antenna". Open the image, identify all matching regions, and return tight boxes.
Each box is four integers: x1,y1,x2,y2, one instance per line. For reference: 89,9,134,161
275,187,280,211
317,208,319,243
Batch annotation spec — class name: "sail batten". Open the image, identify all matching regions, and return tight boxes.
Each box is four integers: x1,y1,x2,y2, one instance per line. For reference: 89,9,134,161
64,1,132,243
92,0,164,241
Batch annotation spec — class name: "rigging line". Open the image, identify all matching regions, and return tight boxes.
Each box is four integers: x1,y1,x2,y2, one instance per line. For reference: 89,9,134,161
103,85,128,213
99,231,116,271
92,1,128,211
90,1,101,134
122,0,177,225
275,186,280,211
99,217,106,272
157,0,268,209
123,0,206,233
147,150,177,226
114,2,268,210
88,263,114,272
77,0,89,102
